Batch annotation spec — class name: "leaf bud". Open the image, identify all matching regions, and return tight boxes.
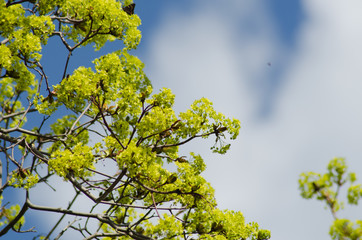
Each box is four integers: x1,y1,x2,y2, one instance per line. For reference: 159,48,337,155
191,185,200,192
196,223,207,234
159,130,171,138
217,126,227,133
139,92,147,103
166,173,177,184
211,222,224,232
175,157,188,163
18,168,29,179
171,120,182,131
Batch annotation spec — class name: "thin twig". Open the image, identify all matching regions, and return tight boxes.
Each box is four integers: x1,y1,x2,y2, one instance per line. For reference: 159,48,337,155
69,102,92,134
45,191,81,239
151,192,161,219
54,218,79,240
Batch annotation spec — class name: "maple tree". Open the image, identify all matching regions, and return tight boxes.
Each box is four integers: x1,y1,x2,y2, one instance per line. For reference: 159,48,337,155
0,0,270,239
299,158,362,239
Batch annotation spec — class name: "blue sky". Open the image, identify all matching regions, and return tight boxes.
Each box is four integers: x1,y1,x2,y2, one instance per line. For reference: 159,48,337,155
4,1,362,239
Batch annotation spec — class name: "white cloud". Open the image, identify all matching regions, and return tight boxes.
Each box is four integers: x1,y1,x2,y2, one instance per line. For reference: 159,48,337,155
273,0,362,233
277,0,362,167
143,0,362,239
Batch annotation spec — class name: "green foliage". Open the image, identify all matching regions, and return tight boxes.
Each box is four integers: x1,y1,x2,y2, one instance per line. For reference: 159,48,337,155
347,184,362,205
0,196,25,229
49,143,95,179
37,0,141,50
8,170,39,189
299,158,362,240
330,219,362,240
0,0,268,239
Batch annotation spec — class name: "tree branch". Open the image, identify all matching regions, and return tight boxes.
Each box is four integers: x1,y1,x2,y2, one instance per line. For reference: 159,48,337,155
0,109,37,122
96,166,127,203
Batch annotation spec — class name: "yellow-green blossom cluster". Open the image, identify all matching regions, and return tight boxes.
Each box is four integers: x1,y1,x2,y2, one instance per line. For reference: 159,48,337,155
49,143,95,178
